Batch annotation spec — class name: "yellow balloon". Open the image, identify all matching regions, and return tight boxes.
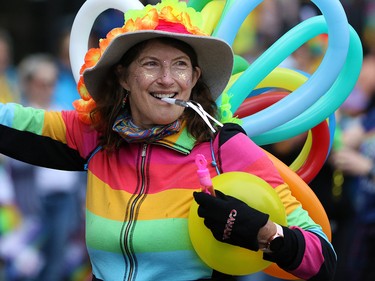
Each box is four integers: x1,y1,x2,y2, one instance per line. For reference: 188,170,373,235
189,172,287,275
224,67,308,94
256,67,308,91
200,0,226,35
289,130,312,171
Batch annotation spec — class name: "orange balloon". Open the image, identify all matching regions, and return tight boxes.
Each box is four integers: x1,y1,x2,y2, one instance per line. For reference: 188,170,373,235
262,150,332,280
264,263,300,280
265,150,332,240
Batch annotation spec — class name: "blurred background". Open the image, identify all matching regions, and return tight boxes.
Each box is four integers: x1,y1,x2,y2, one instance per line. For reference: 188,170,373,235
1,0,375,281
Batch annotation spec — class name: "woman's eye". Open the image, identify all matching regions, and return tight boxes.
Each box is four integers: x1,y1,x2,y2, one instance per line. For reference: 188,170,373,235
175,60,189,68
178,60,188,65
143,61,158,67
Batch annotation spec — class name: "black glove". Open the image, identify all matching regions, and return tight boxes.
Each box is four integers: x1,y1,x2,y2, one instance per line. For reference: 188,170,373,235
193,190,269,251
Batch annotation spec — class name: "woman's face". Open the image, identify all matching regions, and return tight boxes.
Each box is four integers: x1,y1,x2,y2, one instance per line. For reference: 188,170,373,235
120,40,201,129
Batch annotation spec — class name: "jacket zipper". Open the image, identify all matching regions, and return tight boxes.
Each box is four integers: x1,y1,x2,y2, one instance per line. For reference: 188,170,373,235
123,143,148,281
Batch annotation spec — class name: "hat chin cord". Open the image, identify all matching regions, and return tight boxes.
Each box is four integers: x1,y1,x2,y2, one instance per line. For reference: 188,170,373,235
186,101,223,133
161,98,223,133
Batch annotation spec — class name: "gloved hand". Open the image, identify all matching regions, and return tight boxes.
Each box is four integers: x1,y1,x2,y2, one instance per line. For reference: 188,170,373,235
193,190,269,251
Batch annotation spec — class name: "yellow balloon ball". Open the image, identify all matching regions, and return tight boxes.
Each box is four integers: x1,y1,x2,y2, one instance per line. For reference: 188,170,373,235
189,172,287,276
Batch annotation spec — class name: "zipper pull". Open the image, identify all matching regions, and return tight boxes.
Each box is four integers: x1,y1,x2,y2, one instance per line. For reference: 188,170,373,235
142,144,147,157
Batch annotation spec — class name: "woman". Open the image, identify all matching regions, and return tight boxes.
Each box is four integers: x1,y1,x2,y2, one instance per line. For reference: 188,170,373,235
0,1,335,280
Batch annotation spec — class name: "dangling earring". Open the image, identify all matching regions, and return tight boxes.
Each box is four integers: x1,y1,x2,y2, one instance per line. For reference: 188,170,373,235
122,90,129,108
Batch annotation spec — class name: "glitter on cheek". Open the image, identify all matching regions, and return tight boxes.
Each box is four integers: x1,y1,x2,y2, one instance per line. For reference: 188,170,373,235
173,70,195,88
143,72,159,80
173,71,190,82
138,68,160,80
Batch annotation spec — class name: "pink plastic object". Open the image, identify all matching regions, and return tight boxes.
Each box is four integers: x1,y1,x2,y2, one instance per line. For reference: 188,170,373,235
195,154,215,196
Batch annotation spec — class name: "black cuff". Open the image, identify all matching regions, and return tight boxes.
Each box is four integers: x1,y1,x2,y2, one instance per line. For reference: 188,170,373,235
263,226,305,270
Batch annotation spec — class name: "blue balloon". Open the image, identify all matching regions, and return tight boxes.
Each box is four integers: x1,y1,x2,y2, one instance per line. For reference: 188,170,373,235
327,113,336,156
213,0,352,141
249,22,362,145
213,0,263,45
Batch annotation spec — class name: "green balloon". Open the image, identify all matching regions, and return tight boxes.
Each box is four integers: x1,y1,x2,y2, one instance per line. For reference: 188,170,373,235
187,0,213,11
233,55,250,75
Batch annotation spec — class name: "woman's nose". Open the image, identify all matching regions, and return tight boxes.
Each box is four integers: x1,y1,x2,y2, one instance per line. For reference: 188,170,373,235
158,67,175,85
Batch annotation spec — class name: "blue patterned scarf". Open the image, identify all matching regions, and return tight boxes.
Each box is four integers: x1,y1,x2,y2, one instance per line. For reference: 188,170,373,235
112,111,181,143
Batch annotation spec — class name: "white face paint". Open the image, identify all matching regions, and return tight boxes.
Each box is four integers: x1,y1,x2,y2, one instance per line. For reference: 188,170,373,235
120,40,201,129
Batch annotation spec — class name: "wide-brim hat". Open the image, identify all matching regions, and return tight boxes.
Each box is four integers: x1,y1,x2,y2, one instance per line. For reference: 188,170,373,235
83,30,233,102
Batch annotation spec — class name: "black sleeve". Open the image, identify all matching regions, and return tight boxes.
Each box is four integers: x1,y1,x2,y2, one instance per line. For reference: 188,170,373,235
215,123,247,174
0,124,86,171
218,123,247,147
264,227,337,281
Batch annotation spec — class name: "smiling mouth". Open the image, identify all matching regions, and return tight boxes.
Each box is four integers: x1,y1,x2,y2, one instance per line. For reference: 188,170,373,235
151,92,177,100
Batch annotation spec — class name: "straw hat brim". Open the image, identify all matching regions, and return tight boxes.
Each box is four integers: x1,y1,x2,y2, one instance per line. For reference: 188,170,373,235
83,30,234,102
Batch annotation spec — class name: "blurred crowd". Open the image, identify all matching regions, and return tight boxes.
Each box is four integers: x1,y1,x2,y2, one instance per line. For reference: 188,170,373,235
1,0,375,281
0,26,90,281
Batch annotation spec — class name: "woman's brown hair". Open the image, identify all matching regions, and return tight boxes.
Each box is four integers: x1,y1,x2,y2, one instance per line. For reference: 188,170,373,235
90,37,220,151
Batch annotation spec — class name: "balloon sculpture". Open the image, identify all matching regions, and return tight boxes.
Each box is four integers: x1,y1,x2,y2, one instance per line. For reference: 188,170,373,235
69,0,363,279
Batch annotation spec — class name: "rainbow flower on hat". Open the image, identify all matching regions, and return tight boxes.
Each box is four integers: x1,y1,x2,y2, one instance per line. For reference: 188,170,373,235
74,0,208,124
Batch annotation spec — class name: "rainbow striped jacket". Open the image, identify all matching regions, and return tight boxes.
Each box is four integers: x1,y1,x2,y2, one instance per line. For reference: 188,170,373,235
0,103,336,280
